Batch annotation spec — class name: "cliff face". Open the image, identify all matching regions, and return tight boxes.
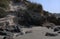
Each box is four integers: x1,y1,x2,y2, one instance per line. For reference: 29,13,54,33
14,0,45,26
2,0,44,26
0,0,56,27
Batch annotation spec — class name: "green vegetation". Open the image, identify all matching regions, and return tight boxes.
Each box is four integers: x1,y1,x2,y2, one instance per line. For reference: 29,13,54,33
0,0,9,18
0,0,10,9
13,0,27,3
27,3,43,13
0,8,7,18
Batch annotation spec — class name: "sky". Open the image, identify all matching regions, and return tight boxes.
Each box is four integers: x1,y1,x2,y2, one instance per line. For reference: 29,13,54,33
29,0,60,13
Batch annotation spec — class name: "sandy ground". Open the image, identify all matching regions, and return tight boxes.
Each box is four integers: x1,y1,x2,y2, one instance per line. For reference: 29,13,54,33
14,27,60,39
0,27,60,39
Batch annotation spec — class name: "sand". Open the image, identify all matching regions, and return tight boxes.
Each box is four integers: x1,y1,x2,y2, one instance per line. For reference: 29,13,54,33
14,27,60,39
0,27,60,39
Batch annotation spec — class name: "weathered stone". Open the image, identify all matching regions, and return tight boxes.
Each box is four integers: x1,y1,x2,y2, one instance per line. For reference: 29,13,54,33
45,32,58,36
42,22,55,29
25,30,32,34
3,36,13,39
54,26,60,32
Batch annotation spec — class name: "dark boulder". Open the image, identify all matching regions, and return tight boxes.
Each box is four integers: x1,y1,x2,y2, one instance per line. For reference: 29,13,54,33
54,28,59,32
45,32,58,36
54,26,60,32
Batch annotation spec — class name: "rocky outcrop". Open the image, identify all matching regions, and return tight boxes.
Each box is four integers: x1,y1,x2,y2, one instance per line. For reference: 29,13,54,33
0,15,19,32
42,22,55,29
0,0,45,26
